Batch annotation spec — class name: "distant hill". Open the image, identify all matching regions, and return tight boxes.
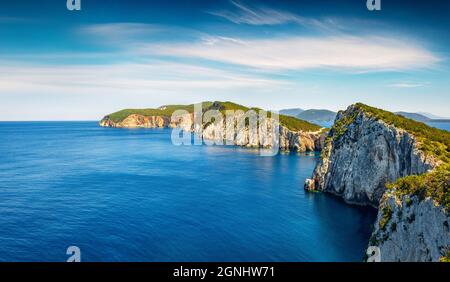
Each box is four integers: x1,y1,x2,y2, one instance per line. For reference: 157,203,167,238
296,109,337,123
418,112,449,120
394,112,450,123
279,108,304,117
395,112,431,122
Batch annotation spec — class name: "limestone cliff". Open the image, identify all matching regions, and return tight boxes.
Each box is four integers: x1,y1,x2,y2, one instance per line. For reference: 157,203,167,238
369,189,449,262
305,104,438,206
200,113,325,152
99,102,325,152
305,103,449,262
100,114,172,128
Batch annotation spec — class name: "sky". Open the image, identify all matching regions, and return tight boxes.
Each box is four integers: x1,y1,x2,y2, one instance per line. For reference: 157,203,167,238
0,0,449,120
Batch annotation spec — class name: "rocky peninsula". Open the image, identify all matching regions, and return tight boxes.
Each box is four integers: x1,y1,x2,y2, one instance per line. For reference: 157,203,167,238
100,101,326,152
305,103,449,262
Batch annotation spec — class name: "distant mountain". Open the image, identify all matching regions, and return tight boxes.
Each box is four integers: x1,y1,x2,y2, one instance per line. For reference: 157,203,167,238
279,108,304,117
280,108,450,125
394,112,450,123
296,109,337,123
395,112,431,122
417,112,449,120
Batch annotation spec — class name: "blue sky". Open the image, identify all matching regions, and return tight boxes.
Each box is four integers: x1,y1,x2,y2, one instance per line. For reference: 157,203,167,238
0,0,449,120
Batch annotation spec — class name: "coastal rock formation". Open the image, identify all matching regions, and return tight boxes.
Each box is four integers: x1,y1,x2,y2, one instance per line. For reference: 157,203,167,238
200,114,324,151
304,104,438,207
99,114,171,128
99,104,325,152
305,103,449,262
370,191,449,262
99,113,194,129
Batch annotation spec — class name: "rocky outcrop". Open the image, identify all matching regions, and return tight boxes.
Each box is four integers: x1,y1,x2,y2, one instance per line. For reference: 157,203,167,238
99,114,172,128
100,113,325,152
369,191,449,262
304,103,449,262
304,104,438,207
201,114,324,152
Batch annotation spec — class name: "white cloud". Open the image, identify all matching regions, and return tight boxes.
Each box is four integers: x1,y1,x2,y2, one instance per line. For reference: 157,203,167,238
388,82,428,88
78,23,169,45
0,60,295,120
142,35,440,72
209,0,329,28
75,21,441,73
80,23,163,36
0,61,288,95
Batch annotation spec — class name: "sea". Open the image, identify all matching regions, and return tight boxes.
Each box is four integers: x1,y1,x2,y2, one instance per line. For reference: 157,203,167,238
6,120,448,261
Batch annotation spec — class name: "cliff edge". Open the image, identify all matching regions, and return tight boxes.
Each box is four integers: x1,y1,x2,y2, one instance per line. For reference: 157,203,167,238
305,103,449,261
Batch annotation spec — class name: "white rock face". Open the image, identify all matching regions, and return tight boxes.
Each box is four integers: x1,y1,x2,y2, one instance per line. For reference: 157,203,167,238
100,113,325,152
305,104,448,262
305,105,438,207
370,192,449,262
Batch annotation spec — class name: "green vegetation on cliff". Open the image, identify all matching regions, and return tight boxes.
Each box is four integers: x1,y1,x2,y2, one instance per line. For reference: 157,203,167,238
379,204,393,231
354,103,450,163
329,103,450,210
387,165,450,211
354,104,450,209
105,101,322,132
440,250,450,262
329,111,359,141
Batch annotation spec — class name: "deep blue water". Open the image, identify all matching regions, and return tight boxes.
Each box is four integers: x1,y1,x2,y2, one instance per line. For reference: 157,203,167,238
426,121,450,132
0,122,377,262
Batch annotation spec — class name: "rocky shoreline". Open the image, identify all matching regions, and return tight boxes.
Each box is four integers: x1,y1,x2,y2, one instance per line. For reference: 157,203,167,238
100,112,326,152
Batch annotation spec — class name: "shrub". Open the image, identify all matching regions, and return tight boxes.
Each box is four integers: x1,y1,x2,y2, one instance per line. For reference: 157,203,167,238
387,165,450,211
379,205,393,231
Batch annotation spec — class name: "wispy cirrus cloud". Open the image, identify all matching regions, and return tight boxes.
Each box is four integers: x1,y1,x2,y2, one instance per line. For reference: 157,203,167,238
207,0,362,32
142,35,441,72
78,23,165,42
388,82,429,88
208,0,330,29
0,61,288,95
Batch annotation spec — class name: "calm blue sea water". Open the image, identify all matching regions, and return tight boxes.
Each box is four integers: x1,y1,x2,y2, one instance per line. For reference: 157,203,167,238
426,122,450,132
0,122,376,262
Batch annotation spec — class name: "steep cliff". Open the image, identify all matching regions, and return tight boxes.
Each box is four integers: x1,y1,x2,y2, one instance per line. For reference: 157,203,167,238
305,103,449,261
100,101,326,152
370,181,449,262
201,114,325,151
304,104,439,206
